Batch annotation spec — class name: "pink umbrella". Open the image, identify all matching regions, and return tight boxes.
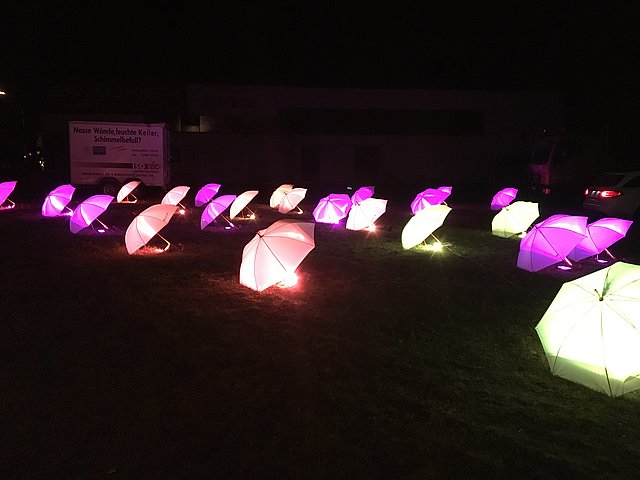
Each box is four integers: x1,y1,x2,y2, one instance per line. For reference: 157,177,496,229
491,187,518,210
194,183,221,207
313,194,352,224
278,187,307,214
230,190,259,219
351,186,374,205
0,180,17,209
161,186,190,209
270,184,294,208
200,194,237,230
125,204,178,254
411,188,449,214
116,180,141,203
517,214,588,272
70,194,114,233
568,217,633,262
42,184,75,217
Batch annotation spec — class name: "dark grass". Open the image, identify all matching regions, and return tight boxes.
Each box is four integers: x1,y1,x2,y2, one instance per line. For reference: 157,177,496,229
1,194,640,479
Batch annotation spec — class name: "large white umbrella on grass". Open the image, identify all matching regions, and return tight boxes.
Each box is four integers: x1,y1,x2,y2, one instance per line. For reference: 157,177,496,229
230,190,259,219
401,204,451,249
491,201,539,238
269,184,293,208
278,187,307,214
346,198,387,231
125,204,178,254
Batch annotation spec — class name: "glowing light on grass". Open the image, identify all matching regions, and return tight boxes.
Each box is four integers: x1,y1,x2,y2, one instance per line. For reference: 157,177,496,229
423,241,443,252
0,181,17,209
42,184,75,217
277,272,299,288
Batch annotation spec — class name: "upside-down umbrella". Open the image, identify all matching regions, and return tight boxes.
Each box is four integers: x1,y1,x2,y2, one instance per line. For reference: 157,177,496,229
116,180,141,203
200,194,237,230
42,184,75,217
239,219,315,292
194,183,221,207
536,261,640,396
125,204,178,254
411,188,449,214
312,194,352,224
568,217,633,262
351,186,375,205
0,180,17,209
161,186,190,208
278,187,307,214
491,201,539,238
517,214,588,272
346,197,388,231
490,187,518,210
401,204,452,249
230,190,259,219
70,195,114,233
270,184,293,208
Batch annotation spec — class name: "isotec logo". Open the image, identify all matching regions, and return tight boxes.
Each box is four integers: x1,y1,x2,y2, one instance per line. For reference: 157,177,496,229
133,163,160,170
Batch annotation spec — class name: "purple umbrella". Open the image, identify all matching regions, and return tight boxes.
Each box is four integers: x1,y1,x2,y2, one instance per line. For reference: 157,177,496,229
313,194,352,224
200,194,237,230
0,180,17,209
70,195,114,233
411,188,449,214
42,184,75,217
490,187,518,210
195,183,222,207
517,214,588,272
351,186,375,205
568,217,633,262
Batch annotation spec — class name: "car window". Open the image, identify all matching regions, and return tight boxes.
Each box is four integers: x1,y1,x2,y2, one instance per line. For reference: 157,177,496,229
623,174,640,188
593,173,626,186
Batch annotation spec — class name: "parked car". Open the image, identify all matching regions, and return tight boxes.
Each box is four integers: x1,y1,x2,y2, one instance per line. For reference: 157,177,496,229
583,170,640,219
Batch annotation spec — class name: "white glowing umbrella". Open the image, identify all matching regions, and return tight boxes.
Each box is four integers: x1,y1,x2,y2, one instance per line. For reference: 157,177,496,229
200,194,237,230
239,219,315,292
116,180,141,203
536,262,640,396
401,204,452,249
161,186,190,208
269,184,293,208
195,183,221,207
346,198,388,231
230,190,259,219
0,181,17,209
125,204,178,254
491,201,539,238
42,184,75,217
70,194,114,233
278,187,307,214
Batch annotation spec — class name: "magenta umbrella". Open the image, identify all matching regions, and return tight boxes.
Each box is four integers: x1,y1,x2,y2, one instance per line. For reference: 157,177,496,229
70,195,114,233
42,184,75,217
351,186,375,205
194,183,221,207
490,187,518,210
568,217,633,262
0,180,17,209
517,214,588,272
411,188,449,214
200,194,237,230
313,194,352,224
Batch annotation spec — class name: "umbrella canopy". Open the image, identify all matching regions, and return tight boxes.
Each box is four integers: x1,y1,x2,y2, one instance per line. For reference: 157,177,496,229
239,219,315,292
230,190,259,219
116,180,141,203
269,184,294,208
0,180,17,208
490,187,518,210
517,214,588,272
194,183,221,207
161,186,190,206
278,187,307,214
568,217,633,262
125,204,178,254
346,197,388,231
312,193,352,224
70,194,114,233
200,194,237,230
351,186,375,205
491,201,539,238
401,204,452,249
536,261,640,396
42,184,75,217
438,185,452,194
411,188,449,214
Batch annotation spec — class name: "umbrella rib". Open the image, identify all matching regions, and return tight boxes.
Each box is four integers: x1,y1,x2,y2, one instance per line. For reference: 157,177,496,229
601,305,614,396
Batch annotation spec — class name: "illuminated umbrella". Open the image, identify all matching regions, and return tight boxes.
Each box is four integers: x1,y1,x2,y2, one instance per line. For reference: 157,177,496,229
42,184,75,217
278,187,307,214
410,188,449,214
125,204,178,254
346,197,388,231
568,217,633,262
490,187,518,210
269,184,293,208
161,186,190,209
200,194,237,230
438,185,452,195
517,214,588,272
194,183,221,207
536,261,640,396
491,201,539,238
401,204,452,249
230,190,259,220
312,193,352,224
351,186,375,205
116,180,141,203
239,219,315,292
0,180,17,209
70,194,114,233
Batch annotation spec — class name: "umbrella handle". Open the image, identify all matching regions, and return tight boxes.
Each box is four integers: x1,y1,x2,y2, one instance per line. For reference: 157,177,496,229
220,215,235,228
124,194,138,203
295,206,303,214
1,198,15,209
604,248,616,260
95,218,109,230
155,233,171,252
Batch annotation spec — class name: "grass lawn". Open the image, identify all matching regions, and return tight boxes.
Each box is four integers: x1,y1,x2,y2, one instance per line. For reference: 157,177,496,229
1,191,640,479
